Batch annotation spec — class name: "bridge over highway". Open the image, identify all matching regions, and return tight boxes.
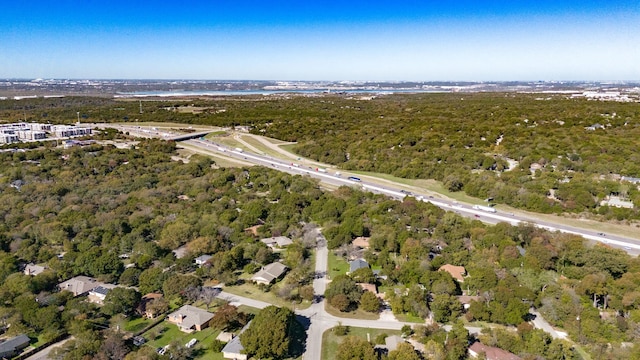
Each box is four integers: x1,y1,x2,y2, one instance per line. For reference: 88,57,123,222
167,131,211,141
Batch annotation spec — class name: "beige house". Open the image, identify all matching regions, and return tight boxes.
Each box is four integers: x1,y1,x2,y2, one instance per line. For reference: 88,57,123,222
438,264,466,282
251,262,288,285
260,236,293,249
167,305,214,333
468,342,522,360
24,263,46,276
352,237,370,249
58,276,101,296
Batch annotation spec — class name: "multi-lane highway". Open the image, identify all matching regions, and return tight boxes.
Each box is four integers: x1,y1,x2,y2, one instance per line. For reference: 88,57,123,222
183,137,640,254
90,124,640,254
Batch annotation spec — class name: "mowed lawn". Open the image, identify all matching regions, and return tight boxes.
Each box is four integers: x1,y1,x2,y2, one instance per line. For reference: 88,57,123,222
327,252,349,279
141,323,223,360
322,326,402,360
223,281,312,310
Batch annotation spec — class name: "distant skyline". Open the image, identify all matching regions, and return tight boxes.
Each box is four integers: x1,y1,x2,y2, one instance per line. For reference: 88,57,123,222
1,1,639,81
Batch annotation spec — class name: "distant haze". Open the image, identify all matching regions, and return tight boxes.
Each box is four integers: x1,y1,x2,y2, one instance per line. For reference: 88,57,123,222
1,1,639,81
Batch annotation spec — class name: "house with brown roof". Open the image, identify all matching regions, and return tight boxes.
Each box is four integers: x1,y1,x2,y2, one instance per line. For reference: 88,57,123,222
352,237,370,249
167,305,214,333
468,342,521,360
358,283,378,295
244,225,263,237
438,264,466,282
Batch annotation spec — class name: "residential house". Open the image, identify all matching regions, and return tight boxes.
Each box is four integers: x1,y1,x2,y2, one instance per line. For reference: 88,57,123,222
88,284,118,305
348,258,369,274
222,322,251,360
195,255,212,266
457,295,481,310
216,332,235,343
260,236,293,249
0,334,30,359
244,225,263,237
600,196,634,209
251,262,288,285
621,176,640,185
374,335,409,356
24,263,46,276
58,276,101,296
138,293,164,318
358,283,378,296
468,342,522,360
438,264,466,282
352,237,370,249
167,305,214,333
172,246,188,259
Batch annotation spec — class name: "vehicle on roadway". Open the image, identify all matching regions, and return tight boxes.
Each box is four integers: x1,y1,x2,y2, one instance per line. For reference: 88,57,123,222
347,176,361,182
473,204,497,213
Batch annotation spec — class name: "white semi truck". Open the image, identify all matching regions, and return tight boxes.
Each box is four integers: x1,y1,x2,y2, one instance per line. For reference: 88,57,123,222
473,205,497,213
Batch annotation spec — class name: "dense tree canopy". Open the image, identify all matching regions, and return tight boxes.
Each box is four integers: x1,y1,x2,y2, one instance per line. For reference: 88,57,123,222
240,305,298,359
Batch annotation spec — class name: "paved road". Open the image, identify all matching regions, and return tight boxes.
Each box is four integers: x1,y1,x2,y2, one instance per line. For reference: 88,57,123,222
530,308,562,339
218,227,483,360
217,291,271,310
89,123,640,255
183,137,640,254
24,336,73,360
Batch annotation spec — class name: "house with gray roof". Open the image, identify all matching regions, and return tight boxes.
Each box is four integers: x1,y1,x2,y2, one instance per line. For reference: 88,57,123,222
251,262,288,285
58,276,101,296
348,258,369,273
0,334,30,358
374,335,410,356
24,263,46,276
260,236,293,249
195,254,212,266
222,321,251,360
167,305,214,333
88,284,118,305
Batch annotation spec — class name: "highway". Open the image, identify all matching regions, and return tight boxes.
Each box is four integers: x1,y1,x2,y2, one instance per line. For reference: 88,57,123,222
183,137,640,255
90,124,640,255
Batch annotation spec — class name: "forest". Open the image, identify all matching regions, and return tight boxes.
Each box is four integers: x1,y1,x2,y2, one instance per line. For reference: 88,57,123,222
0,136,639,359
2,93,639,219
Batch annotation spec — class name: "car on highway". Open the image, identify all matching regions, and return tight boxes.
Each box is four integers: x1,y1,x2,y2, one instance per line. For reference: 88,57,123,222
597,232,605,236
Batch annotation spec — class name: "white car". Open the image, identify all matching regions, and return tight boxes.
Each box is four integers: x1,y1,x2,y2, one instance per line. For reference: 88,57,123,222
186,338,197,348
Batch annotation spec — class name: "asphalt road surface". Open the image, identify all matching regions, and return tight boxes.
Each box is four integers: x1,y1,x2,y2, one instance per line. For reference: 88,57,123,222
89,123,640,254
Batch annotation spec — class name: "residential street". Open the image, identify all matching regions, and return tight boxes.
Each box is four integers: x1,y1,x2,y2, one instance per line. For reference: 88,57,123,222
219,228,483,360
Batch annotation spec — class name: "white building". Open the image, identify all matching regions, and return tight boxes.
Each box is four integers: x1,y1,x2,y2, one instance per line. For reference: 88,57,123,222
17,130,47,140
0,133,19,144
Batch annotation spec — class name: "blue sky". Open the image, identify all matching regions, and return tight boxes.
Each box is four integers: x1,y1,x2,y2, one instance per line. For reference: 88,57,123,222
1,1,639,80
